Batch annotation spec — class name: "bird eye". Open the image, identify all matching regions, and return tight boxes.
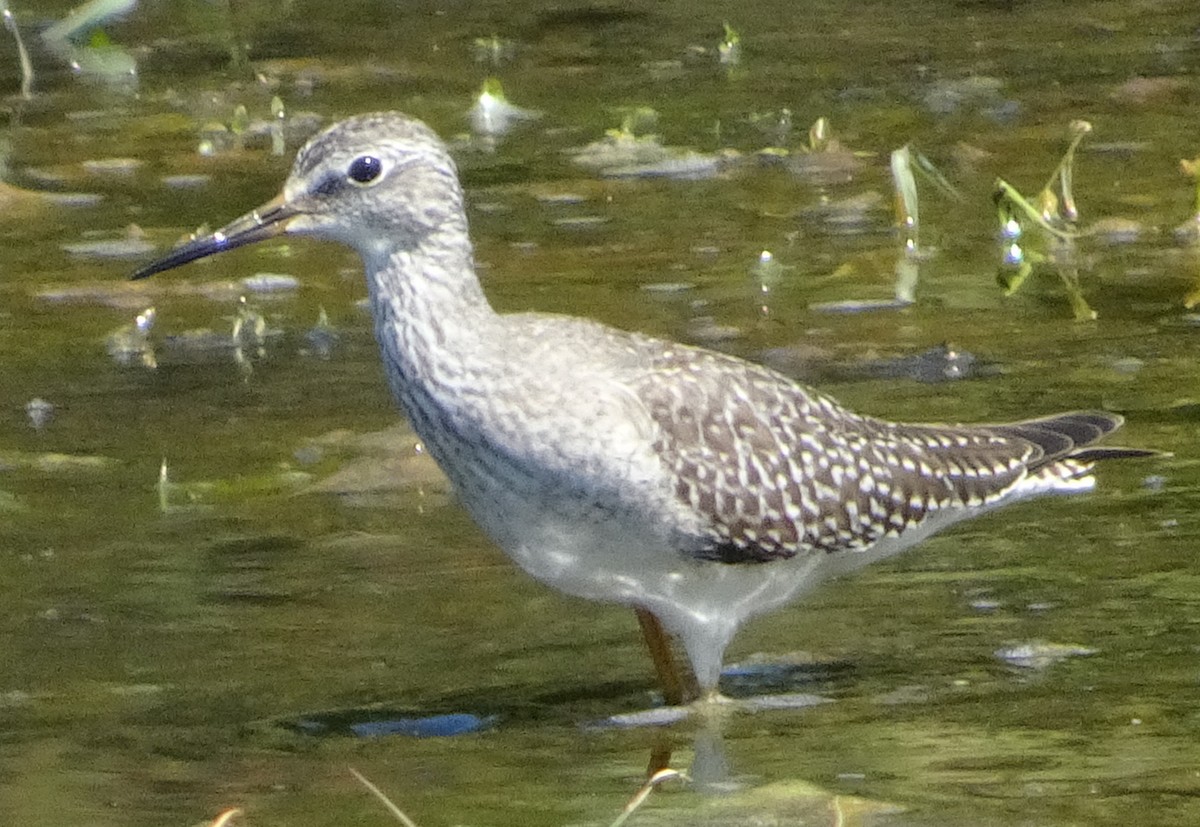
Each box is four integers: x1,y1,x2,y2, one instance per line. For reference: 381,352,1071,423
347,155,383,185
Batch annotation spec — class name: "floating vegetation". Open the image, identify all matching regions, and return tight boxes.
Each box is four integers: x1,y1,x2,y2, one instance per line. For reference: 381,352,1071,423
995,640,1097,670
469,77,540,139
24,397,54,429
797,190,887,233
748,107,793,150
784,117,868,185
198,104,323,157
302,306,340,359
922,75,1015,121
199,105,248,156
471,34,516,67
230,296,270,347
993,120,1096,321
102,296,288,371
717,22,741,66
229,296,280,375
569,108,728,179
569,109,668,169
105,306,156,368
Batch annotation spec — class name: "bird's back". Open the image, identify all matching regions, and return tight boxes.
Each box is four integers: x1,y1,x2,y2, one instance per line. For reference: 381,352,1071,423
428,311,1130,573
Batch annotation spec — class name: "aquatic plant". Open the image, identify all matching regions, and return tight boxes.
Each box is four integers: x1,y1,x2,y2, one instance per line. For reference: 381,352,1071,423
890,145,961,304
199,100,308,157
993,120,1095,321
1,2,32,98
41,0,136,43
568,108,725,179
718,22,741,66
469,77,540,139
472,34,516,67
105,306,157,368
41,0,138,89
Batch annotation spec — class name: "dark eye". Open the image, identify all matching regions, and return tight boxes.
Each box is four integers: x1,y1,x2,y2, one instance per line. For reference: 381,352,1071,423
347,155,383,185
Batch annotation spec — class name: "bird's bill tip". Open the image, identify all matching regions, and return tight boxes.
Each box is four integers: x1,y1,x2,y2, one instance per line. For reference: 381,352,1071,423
129,193,296,281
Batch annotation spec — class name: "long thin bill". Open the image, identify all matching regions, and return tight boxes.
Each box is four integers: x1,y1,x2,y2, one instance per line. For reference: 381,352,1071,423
130,194,297,280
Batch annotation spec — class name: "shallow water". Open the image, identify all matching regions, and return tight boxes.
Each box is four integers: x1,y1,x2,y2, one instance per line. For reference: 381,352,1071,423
3,1,1200,825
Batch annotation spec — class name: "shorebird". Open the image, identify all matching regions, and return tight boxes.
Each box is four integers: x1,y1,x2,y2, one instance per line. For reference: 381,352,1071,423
132,112,1152,706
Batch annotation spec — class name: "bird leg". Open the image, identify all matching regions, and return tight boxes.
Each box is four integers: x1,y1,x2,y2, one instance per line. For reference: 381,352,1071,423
634,607,700,705
645,733,675,777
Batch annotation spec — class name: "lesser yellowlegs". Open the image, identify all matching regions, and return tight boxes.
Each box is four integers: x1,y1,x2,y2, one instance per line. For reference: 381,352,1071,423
132,112,1152,705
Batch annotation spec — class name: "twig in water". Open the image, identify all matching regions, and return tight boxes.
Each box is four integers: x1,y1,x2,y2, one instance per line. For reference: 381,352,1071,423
349,767,422,827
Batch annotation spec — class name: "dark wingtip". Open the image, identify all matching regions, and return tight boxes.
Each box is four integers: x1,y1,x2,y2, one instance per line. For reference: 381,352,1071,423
1071,446,1167,462
995,410,1162,466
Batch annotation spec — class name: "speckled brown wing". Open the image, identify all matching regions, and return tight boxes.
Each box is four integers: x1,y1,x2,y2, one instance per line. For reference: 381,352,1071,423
633,345,1128,564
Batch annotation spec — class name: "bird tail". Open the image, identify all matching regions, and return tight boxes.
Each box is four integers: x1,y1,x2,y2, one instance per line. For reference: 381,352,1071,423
987,411,1160,470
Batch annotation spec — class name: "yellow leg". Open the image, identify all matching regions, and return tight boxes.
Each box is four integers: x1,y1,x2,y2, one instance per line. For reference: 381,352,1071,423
634,608,700,705
646,733,674,777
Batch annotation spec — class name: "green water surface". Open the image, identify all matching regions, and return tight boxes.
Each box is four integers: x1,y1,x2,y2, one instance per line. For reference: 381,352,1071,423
2,1,1200,825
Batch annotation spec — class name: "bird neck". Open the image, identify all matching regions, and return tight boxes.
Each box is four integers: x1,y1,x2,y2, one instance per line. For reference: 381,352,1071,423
367,222,490,319
364,223,498,409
